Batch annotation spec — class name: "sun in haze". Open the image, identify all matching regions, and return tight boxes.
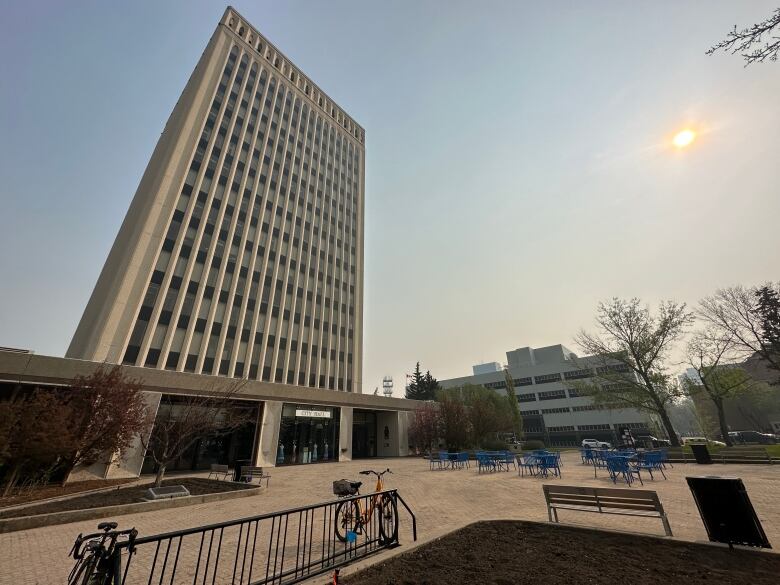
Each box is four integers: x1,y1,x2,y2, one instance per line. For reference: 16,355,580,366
672,129,697,149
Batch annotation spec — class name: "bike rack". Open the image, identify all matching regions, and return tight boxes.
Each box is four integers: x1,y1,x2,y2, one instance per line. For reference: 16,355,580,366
84,488,417,585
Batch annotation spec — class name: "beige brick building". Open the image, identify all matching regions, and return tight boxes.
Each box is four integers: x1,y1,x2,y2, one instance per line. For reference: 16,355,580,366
0,7,417,478
68,7,365,394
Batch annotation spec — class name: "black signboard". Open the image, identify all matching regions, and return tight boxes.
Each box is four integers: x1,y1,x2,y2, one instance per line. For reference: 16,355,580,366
686,476,771,549
690,443,712,464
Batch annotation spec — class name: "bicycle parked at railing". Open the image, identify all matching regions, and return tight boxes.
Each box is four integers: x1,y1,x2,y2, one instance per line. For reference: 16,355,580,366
333,468,398,545
68,522,137,585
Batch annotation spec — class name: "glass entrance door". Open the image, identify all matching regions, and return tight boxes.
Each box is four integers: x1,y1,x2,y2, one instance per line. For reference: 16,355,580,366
352,410,377,458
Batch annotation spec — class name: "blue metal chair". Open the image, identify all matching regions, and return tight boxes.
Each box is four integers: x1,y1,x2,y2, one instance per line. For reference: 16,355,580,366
457,451,470,469
581,448,595,465
516,454,538,477
537,454,561,478
635,451,667,480
606,456,643,486
502,451,516,471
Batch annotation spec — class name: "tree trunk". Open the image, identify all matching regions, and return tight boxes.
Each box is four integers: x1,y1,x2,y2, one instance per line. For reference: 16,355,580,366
59,459,76,487
1,462,22,498
154,464,167,487
657,407,680,447
713,398,733,447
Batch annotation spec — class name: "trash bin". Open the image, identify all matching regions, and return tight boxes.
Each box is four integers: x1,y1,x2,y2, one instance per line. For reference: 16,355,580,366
690,444,712,464
233,459,251,482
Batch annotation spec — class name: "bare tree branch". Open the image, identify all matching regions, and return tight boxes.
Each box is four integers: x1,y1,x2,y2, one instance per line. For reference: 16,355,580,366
707,8,780,65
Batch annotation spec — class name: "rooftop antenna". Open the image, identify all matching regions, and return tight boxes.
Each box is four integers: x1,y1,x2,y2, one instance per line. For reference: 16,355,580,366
382,375,393,398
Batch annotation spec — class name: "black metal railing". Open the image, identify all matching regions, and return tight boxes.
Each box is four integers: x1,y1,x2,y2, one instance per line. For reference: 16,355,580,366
97,489,415,585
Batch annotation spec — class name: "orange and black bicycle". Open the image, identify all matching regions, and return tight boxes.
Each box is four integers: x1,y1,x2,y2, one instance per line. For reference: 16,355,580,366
333,468,398,544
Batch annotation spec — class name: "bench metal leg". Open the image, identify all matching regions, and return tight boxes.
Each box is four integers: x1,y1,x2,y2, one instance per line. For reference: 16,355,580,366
661,514,673,536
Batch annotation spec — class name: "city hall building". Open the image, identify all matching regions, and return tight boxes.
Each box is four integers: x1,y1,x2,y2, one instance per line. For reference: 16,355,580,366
0,7,418,478
440,344,656,447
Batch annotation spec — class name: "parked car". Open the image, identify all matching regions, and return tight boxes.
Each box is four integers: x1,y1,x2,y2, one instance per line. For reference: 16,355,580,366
638,435,671,447
681,436,726,447
728,431,778,445
582,438,611,449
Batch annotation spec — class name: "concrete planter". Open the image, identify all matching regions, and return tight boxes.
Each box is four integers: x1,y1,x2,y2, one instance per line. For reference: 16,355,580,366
0,485,261,534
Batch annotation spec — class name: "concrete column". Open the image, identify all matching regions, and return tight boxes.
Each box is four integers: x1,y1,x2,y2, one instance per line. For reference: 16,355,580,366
397,411,411,457
255,400,282,467
339,406,353,462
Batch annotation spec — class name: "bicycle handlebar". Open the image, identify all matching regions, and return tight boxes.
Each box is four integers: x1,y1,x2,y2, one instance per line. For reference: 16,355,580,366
71,527,137,560
358,468,391,477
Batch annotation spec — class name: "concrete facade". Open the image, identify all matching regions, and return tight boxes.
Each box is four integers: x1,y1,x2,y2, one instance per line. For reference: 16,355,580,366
440,344,655,446
67,7,365,394
0,8,424,480
0,351,420,476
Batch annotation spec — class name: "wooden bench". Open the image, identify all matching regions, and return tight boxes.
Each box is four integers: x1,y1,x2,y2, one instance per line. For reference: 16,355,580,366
667,446,777,464
207,464,231,481
240,466,271,487
719,447,774,464
543,485,672,536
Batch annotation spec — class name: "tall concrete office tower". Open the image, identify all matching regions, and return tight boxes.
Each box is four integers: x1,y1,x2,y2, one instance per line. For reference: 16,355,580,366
68,6,365,393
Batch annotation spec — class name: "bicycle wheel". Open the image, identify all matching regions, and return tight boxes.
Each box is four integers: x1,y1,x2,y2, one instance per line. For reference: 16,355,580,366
377,494,398,545
334,499,360,543
68,555,98,585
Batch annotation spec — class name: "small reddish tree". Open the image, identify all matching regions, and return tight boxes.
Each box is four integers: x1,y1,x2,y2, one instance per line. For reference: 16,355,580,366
437,391,471,451
141,381,253,487
59,366,150,485
1,389,75,496
409,402,440,454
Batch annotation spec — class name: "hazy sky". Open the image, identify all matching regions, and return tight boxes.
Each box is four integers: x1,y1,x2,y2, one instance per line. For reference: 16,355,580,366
1,1,779,396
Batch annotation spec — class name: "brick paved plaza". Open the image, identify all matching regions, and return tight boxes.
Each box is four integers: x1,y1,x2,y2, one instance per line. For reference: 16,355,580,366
1,452,779,584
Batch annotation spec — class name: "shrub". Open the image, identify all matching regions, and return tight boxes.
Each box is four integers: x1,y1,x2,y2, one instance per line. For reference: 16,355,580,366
481,437,509,451
521,439,545,450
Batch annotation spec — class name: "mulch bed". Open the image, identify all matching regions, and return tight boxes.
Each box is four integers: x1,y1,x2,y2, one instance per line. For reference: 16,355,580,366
341,521,780,585
0,478,134,508
0,478,254,519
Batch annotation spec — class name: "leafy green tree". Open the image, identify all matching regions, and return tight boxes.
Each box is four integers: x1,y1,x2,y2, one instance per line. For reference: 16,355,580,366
756,284,780,377
574,298,694,447
421,371,440,397
405,362,439,400
440,385,513,448
685,330,762,446
503,368,523,439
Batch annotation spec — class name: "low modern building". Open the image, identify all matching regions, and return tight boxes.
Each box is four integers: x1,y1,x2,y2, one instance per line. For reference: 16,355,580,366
0,7,420,480
0,351,416,478
440,344,656,446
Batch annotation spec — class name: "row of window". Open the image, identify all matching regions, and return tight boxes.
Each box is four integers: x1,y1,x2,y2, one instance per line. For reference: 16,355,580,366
225,13,364,143
578,424,612,431
479,364,632,389
532,423,648,435
541,407,570,414
122,45,362,390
